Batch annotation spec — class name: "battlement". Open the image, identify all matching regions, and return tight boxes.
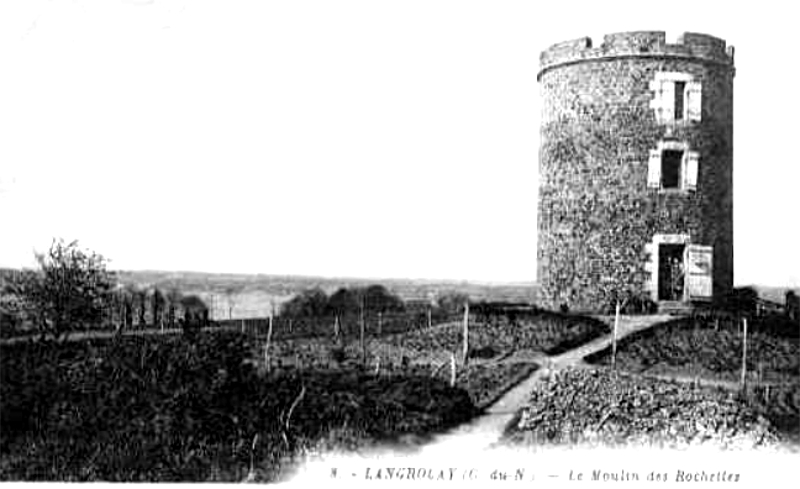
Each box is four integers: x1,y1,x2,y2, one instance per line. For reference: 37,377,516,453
539,31,735,79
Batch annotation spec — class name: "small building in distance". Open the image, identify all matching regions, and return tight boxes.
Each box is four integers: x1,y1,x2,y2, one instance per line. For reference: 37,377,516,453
536,31,735,312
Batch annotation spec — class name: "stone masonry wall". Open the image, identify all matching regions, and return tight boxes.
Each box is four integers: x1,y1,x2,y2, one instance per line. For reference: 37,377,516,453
537,32,734,312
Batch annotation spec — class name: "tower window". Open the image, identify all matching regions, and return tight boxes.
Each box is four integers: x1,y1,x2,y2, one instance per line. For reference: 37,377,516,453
647,143,700,191
674,81,686,121
661,150,683,188
650,73,702,124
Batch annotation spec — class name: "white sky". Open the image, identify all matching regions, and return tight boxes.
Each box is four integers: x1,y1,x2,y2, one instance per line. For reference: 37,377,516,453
0,0,797,287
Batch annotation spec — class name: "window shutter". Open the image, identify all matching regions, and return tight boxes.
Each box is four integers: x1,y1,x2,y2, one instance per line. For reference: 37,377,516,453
683,151,699,190
684,244,713,300
685,81,702,122
649,79,668,123
661,81,676,123
647,149,662,189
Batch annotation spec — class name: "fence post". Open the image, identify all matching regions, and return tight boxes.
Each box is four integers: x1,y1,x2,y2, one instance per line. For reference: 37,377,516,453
378,312,382,336
265,309,274,372
612,301,620,370
427,307,432,329
741,317,748,390
450,352,456,387
462,302,470,366
360,299,366,364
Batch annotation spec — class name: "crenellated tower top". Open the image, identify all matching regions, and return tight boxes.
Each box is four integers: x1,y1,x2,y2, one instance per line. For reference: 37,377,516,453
538,31,735,80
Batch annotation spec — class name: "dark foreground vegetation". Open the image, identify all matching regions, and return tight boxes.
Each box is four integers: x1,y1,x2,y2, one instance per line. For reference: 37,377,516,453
585,313,800,444
1,239,623,481
0,332,476,482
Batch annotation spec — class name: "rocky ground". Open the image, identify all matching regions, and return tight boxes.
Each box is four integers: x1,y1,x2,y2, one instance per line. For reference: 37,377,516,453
502,367,784,451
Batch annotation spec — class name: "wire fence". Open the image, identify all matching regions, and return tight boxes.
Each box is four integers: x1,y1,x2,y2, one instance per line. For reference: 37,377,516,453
213,310,464,342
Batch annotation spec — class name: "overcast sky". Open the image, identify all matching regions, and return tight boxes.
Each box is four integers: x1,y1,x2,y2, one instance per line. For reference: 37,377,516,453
0,0,797,287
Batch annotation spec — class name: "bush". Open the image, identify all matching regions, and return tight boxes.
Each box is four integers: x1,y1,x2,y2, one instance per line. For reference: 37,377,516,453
1,333,260,480
437,292,470,316
1,239,116,340
280,288,329,318
717,287,759,315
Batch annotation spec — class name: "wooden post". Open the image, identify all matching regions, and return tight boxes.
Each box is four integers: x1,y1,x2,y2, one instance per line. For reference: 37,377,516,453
427,307,432,329
612,301,620,369
265,307,274,372
741,317,748,389
462,301,470,365
334,315,340,339
450,352,456,387
241,318,245,334
360,299,366,364
377,312,383,336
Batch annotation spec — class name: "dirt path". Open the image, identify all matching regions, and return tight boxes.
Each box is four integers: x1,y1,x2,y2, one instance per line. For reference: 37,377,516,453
417,314,673,456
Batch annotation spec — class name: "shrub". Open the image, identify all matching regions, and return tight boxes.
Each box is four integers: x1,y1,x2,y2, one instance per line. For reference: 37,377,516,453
717,287,759,315
1,239,116,340
279,288,328,318
437,292,470,316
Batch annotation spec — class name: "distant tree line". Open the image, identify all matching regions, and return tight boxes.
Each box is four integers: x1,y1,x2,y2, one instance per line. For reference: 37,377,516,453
279,285,406,319
106,285,209,331
278,285,481,321
0,239,209,340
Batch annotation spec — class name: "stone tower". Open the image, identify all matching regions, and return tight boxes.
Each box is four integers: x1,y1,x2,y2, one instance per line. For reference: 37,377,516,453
536,32,734,312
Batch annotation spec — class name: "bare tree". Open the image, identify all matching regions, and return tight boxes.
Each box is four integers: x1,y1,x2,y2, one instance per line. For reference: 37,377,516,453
3,239,116,341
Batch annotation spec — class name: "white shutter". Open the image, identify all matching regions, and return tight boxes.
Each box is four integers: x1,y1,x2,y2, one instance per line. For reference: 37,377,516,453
647,149,662,189
685,81,702,122
684,244,713,300
683,151,699,190
649,79,665,122
661,81,676,123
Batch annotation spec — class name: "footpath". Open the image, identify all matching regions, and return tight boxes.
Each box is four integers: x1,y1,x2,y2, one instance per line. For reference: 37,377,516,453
417,314,674,456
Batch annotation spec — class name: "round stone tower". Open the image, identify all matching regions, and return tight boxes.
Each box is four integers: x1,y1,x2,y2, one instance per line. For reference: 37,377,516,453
536,31,735,312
